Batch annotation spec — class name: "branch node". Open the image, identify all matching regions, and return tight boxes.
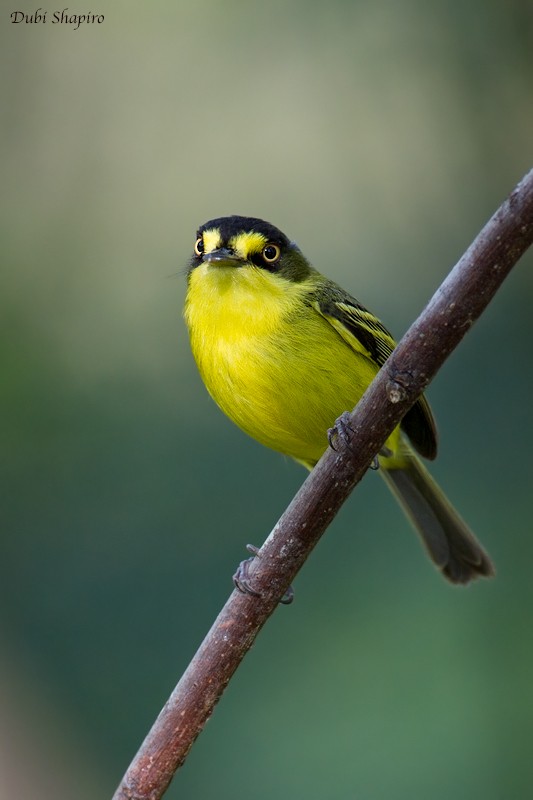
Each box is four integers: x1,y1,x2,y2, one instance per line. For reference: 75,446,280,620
386,375,410,404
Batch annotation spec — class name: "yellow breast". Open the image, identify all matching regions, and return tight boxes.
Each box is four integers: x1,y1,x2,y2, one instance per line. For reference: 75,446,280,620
184,264,392,466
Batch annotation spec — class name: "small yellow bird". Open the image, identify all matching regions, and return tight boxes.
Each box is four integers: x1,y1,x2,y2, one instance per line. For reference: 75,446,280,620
184,216,494,584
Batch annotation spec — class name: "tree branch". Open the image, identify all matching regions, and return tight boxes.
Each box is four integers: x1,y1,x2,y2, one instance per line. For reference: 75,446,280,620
113,169,533,800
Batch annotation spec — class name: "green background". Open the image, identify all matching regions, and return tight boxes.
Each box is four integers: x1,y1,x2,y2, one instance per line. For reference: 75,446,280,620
2,1,533,798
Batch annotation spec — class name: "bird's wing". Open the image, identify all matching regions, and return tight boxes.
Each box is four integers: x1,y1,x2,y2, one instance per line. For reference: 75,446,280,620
312,290,438,460
313,296,397,366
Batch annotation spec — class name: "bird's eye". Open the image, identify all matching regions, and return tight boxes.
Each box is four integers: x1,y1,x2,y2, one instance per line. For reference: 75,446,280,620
194,237,204,256
262,244,281,264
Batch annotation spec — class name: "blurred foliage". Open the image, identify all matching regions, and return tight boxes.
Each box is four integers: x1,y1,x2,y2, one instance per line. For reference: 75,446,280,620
1,1,533,798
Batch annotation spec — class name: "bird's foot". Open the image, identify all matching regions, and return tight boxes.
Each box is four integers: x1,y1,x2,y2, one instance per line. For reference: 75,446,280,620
328,412,393,471
233,544,262,598
233,544,294,605
327,411,354,451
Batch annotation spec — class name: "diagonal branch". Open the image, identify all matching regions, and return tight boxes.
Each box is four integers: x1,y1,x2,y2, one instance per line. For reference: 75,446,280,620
113,168,533,800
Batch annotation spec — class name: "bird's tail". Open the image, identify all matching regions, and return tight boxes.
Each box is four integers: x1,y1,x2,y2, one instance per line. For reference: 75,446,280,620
381,453,495,584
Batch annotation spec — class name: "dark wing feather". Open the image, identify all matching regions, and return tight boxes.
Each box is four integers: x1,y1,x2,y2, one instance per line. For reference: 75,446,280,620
313,285,438,460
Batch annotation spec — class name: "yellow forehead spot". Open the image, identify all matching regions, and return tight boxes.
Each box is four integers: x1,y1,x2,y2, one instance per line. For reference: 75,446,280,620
229,232,267,260
203,228,222,254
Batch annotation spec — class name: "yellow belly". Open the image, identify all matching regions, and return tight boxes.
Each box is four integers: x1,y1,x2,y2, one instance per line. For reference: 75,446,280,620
185,264,400,467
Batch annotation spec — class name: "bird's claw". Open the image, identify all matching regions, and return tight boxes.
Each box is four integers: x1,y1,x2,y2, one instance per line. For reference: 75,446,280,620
328,413,393,471
233,544,294,605
327,411,354,451
232,545,262,598
371,445,393,469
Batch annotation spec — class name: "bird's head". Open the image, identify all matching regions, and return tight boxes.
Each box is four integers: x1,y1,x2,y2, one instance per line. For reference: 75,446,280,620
188,216,312,283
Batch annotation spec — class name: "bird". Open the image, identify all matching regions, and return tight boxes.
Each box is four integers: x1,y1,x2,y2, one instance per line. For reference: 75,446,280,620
183,215,494,584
